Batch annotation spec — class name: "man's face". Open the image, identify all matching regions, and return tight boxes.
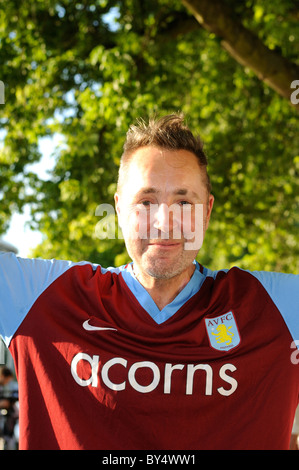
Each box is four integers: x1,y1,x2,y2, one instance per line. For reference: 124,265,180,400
0,375,12,386
115,146,214,280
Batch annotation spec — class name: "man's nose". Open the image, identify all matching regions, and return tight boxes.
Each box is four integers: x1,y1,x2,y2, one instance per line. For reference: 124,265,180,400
152,203,179,234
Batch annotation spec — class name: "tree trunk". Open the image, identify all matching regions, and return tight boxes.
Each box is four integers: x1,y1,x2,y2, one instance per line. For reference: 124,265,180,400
182,0,299,108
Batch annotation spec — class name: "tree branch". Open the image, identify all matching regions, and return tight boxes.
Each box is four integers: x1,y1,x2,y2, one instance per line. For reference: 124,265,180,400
181,0,299,107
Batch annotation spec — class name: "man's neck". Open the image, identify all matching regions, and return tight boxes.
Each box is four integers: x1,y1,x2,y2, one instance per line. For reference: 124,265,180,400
132,264,195,311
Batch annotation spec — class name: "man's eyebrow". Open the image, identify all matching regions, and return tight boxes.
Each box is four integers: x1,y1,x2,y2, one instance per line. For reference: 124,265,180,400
137,187,200,198
174,188,188,195
140,187,158,194
174,188,200,199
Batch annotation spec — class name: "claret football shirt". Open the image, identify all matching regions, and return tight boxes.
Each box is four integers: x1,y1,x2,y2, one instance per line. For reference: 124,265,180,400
0,252,298,450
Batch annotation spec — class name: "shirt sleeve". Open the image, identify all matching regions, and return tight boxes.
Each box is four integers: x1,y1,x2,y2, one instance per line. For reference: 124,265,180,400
0,252,92,346
249,270,299,348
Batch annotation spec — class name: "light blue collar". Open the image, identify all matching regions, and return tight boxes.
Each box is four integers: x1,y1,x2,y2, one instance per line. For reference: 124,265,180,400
121,261,205,324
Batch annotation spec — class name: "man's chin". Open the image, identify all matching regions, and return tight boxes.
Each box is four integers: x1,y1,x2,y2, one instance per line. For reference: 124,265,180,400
142,258,187,281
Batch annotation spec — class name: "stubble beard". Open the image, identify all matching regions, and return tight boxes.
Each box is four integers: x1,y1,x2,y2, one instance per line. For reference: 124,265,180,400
134,244,197,281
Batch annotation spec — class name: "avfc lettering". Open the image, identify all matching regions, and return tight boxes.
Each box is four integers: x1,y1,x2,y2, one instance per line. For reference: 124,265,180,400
205,312,241,352
71,353,238,396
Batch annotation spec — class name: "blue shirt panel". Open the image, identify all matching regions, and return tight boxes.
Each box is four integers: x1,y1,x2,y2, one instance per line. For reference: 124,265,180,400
1,252,298,349
121,261,206,324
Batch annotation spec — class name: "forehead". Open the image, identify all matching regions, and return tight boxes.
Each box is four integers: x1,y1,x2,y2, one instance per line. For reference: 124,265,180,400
124,146,203,188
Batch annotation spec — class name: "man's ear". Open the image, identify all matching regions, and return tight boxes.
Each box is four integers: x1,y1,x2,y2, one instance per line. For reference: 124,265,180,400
114,193,122,228
206,194,214,230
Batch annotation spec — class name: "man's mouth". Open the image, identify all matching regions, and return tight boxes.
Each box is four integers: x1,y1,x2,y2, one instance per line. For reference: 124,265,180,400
148,240,181,248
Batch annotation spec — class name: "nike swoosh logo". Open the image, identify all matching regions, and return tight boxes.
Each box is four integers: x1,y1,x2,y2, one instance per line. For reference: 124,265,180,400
83,320,117,332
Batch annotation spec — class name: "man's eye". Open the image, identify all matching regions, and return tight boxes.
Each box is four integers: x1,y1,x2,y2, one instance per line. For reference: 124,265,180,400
178,201,191,206
141,200,151,206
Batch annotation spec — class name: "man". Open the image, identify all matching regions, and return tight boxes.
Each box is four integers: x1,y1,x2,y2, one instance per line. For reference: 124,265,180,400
0,366,18,450
290,406,299,450
0,366,14,410
0,114,298,450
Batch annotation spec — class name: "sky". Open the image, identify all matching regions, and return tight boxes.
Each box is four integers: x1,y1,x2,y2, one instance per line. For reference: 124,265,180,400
3,208,43,257
2,135,58,257
1,7,121,258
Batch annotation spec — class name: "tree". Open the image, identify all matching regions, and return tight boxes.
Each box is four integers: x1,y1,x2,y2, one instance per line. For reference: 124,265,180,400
0,0,298,272
182,0,299,104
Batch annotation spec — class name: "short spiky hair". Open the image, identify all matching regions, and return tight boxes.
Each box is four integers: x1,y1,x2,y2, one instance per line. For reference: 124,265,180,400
117,113,211,194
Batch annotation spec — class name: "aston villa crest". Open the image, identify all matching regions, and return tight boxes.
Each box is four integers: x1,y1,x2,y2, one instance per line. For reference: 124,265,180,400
205,311,241,352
